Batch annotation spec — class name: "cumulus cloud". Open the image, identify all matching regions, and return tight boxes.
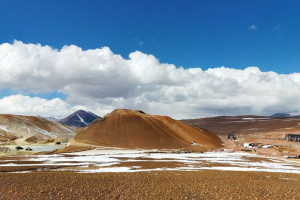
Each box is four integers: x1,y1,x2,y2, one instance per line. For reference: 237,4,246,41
0,94,80,118
1,40,300,119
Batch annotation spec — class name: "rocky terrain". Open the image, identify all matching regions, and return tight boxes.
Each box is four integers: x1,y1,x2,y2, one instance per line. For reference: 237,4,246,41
0,114,76,146
1,112,300,200
183,115,300,157
0,171,299,200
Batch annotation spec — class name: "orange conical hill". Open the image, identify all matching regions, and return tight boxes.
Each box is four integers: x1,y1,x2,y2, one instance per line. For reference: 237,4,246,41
72,109,222,150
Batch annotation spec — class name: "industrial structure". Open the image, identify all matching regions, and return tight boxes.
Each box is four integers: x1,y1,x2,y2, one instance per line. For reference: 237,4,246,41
285,134,300,142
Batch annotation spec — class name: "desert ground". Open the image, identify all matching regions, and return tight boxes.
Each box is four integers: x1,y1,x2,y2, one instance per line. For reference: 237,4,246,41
1,171,300,200
184,116,300,157
1,113,300,199
0,147,300,199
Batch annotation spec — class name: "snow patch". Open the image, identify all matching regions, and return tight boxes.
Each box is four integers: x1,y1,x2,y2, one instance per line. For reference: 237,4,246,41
76,114,87,125
0,125,8,132
2,150,300,174
57,123,74,133
32,125,57,138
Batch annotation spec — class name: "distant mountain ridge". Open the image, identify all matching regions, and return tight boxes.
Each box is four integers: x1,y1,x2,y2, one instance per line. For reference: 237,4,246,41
182,115,300,136
59,110,101,127
271,112,300,118
271,113,292,117
37,115,60,122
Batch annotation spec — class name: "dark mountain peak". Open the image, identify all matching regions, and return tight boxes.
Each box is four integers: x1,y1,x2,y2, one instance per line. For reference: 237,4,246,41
59,110,101,127
271,113,292,118
74,109,86,113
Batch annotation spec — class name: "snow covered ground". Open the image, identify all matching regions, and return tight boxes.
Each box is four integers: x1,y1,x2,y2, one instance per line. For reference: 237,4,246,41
0,148,299,173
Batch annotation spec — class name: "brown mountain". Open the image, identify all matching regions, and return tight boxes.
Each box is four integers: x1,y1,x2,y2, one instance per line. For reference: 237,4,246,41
182,115,300,136
70,109,222,150
0,114,76,144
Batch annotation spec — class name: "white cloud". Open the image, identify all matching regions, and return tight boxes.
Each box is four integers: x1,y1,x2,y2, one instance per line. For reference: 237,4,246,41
249,24,257,30
0,94,79,118
1,40,300,119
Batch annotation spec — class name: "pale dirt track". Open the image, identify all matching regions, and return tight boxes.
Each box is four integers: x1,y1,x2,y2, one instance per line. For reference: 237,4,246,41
1,171,299,200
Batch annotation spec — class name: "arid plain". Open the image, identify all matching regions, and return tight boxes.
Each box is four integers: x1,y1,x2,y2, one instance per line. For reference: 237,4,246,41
1,110,300,199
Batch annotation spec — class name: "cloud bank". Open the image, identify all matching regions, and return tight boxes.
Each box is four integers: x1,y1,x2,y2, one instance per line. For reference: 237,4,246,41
1,41,300,119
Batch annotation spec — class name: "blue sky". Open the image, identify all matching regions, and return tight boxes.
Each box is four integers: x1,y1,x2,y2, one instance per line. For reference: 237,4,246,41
1,0,300,118
1,0,300,74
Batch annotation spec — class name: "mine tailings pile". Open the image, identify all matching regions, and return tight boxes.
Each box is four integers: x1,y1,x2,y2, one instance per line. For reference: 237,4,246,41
69,109,222,151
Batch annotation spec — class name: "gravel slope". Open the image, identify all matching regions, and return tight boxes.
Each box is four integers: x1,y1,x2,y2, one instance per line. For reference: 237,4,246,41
1,171,299,199
73,109,222,150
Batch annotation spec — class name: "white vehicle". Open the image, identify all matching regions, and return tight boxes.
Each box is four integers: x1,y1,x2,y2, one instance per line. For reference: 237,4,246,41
261,145,273,148
244,143,250,148
243,143,261,148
